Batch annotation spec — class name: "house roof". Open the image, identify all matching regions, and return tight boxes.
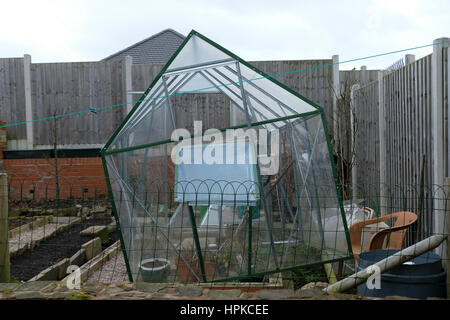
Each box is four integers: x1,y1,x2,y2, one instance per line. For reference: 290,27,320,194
102,28,185,64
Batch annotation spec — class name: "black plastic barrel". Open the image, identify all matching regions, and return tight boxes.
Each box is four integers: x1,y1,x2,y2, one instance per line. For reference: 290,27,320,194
357,249,447,299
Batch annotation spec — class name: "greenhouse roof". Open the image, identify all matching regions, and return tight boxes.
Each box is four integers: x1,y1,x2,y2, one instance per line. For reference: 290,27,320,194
103,30,322,155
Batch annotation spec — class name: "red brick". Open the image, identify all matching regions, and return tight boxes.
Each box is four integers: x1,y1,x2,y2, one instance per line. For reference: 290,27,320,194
3,157,108,200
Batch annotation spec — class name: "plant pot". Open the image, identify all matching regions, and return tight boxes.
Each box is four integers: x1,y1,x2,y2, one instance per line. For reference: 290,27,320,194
139,258,170,283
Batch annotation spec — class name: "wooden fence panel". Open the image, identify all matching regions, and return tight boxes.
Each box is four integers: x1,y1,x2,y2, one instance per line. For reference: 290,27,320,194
353,80,379,201
31,61,125,146
353,54,435,236
0,58,26,140
1,58,333,147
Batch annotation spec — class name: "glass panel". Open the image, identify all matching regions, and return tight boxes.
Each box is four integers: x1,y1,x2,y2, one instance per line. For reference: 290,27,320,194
104,31,348,283
239,63,317,116
168,35,232,71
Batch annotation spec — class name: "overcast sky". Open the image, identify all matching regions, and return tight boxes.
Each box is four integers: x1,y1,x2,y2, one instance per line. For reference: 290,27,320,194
1,0,449,70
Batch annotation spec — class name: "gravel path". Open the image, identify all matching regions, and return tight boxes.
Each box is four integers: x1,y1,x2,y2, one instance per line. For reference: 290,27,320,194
9,223,62,254
86,251,130,284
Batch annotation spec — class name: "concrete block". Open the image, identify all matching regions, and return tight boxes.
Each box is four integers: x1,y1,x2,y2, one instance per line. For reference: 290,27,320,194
30,265,58,281
82,237,102,261
80,226,109,243
69,248,86,267
107,222,117,233
92,205,106,213
55,258,70,280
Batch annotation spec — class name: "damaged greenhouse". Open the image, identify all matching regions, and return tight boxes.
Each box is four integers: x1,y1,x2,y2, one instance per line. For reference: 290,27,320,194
101,30,353,283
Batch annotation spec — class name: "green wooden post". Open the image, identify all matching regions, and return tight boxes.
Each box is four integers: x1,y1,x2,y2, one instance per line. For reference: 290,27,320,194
248,206,253,276
188,206,207,282
0,173,10,283
445,177,450,298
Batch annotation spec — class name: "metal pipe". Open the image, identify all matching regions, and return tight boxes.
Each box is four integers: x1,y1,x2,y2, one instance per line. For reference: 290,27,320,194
165,58,236,76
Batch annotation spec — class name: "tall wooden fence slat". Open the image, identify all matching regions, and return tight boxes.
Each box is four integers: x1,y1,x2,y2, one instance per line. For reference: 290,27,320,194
352,54,442,238
0,58,26,140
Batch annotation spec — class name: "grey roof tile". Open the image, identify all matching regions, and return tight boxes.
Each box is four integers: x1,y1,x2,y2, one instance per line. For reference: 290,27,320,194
103,28,185,64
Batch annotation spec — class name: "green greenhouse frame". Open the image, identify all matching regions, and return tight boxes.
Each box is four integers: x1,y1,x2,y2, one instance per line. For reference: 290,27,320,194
101,30,353,283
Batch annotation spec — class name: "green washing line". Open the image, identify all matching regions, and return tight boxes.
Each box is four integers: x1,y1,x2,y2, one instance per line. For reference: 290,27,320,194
1,39,449,130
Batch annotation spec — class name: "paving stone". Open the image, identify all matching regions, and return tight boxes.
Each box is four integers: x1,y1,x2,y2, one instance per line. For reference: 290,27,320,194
257,289,297,300
300,281,328,290
63,291,94,300
151,292,179,300
82,284,106,295
135,282,169,293
0,283,21,293
175,286,203,297
110,291,148,299
104,286,125,295
331,293,361,300
15,281,54,292
384,295,417,300
4,292,20,300
297,288,326,299
208,289,242,300
15,291,44,300
116,283,135,291
43,292,73,300
57,285,70,292
40,282,59,293
239,292,259,300
158,287,176,294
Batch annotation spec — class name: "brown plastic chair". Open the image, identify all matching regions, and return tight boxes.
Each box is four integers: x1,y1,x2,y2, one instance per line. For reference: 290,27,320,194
338,211,417,279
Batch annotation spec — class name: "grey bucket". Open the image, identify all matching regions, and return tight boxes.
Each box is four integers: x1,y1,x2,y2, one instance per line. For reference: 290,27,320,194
139,258,170,283
357,249,447,299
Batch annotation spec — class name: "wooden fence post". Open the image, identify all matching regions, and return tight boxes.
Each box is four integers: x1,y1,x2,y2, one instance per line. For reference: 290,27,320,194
448,49,450,184
123,55,133,114
332,54,340,146
432,38,450,241
378,71,387,216
360,65,367,84
0,173,10,283
445,177,450,298
405,54,415,65
350,84,360,200
23,54,33,150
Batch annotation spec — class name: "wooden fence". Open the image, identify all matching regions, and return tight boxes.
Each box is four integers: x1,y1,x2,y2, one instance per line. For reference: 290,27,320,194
0,58,26,142
0,57,335,148
351,37,450,237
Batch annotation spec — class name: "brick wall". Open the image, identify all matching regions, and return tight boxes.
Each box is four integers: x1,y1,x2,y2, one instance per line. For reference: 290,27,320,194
2,157,107,200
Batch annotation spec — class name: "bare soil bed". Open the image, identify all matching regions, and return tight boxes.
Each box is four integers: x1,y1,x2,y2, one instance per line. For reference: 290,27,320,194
10,217,117,281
